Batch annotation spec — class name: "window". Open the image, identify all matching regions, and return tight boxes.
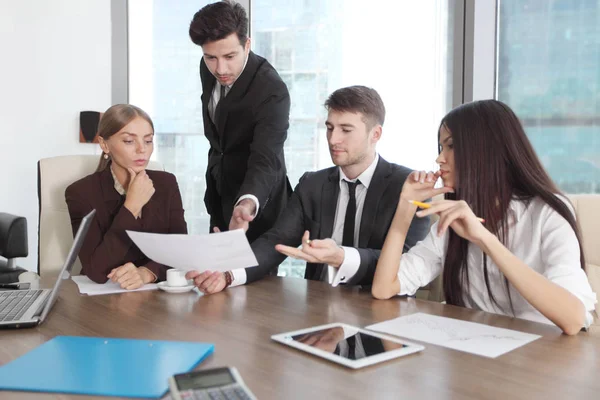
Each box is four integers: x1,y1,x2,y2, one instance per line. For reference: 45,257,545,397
129,0,211,233
252,0,458,276
497,0,600,193
129,0,458,278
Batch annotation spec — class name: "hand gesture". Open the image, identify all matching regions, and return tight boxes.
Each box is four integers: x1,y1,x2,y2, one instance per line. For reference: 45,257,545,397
124,168,155,217
416,200,488,243
275,231,345,267
229,199,256,232
107,262,154,290
186,270,227,295
400,170,453,204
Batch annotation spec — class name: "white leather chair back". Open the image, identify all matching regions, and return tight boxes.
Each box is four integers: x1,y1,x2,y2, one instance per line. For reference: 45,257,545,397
568,194,600,329
37,155,163,276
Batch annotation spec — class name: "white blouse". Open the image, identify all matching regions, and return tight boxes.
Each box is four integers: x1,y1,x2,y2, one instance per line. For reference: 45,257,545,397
398,197,597,328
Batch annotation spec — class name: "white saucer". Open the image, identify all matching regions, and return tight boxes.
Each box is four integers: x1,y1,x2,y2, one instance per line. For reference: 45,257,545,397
157,281,196,293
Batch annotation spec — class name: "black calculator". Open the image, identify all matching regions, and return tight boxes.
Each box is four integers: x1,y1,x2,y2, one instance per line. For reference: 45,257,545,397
169,367,257,400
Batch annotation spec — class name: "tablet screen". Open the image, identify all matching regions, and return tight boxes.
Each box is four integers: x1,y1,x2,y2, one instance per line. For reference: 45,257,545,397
291,326,408,360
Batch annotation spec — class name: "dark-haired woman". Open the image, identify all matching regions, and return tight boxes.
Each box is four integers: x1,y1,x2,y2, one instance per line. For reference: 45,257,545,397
372,100,596,335
66,104,187,288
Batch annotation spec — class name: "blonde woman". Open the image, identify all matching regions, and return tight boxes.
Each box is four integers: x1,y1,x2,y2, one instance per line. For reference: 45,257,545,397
66,104,187,289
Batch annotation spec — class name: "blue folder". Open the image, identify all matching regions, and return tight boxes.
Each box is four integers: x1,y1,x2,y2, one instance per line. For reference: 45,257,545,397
0,336,214,398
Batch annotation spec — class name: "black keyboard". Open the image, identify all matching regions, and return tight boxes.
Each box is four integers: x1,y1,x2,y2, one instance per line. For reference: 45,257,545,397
0,290,44,321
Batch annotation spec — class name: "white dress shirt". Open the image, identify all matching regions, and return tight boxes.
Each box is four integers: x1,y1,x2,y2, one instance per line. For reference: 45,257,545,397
229,154,380,287
207,54,249,121
397,196,597,328
327,154,380,286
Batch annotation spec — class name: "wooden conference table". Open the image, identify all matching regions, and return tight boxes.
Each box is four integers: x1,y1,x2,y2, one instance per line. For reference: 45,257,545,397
1,276,598,400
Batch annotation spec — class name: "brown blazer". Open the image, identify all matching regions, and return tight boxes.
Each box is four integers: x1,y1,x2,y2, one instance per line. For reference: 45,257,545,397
65,168,187,283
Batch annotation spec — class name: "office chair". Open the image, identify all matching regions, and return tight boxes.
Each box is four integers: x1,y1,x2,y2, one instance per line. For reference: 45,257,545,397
37,155,163,276
0,212,38,284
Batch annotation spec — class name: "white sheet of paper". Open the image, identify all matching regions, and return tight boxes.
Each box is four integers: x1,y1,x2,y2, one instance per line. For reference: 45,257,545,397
366,312,541,358
126,229,258,272
72,275,158,296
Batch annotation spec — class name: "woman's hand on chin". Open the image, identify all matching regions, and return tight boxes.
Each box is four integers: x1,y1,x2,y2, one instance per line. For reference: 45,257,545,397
399,170,454,204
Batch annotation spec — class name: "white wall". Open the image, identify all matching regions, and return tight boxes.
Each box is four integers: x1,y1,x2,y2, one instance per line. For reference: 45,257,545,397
0,0,112,271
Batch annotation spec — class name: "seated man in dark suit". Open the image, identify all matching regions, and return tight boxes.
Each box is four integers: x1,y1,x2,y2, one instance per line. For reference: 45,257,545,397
187,86,430,294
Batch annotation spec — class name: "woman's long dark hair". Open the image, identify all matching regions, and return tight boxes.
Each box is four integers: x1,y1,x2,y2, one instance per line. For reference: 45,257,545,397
439,100,586,311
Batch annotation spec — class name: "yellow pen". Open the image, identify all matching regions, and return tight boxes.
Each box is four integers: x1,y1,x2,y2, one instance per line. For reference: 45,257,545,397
409,200,485,223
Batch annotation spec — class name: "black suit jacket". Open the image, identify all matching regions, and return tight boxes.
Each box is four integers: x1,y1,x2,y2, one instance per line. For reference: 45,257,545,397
200,51,292,242
247,157,430,285
65,168,188,283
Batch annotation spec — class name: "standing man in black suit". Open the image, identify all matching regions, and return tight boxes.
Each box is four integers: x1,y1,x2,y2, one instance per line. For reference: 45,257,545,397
189,1,291,243
188,86,447,294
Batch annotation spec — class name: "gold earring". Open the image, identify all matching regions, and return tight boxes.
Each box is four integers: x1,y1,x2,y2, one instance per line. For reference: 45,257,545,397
103,153,109,160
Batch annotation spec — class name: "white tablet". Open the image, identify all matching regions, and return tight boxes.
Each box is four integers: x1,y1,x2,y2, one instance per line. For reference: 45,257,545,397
271,322,424,369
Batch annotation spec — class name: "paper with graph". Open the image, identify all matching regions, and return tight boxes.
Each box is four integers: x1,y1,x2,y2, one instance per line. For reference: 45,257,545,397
366,313,541,358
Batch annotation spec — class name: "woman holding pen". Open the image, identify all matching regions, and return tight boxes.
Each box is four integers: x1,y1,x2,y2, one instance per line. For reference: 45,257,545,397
372,100,596,335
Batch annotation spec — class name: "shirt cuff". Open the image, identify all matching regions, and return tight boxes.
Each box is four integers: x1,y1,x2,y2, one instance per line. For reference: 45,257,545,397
230,268,247,287
330,246,361,287
236,194,260,218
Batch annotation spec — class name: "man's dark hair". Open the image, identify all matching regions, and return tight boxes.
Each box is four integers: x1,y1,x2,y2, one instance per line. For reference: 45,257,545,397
324,86,386,128
189,0,248,46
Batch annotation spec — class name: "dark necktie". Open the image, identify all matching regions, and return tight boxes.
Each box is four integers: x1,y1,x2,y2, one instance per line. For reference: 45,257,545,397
342,180,359,247
213,84,227,122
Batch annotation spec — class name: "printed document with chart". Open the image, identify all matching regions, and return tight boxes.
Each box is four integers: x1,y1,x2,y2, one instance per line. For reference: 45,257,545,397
127,229,258,272
366,313,541,358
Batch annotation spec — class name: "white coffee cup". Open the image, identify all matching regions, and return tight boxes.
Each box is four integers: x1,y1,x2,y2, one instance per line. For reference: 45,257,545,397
166,269,188,287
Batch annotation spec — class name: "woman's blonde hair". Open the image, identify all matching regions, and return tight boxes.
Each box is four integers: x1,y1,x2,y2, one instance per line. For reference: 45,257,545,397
96,104,154,172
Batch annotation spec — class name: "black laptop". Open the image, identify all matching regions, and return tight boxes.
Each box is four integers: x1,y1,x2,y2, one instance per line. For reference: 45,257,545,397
0,209,95,329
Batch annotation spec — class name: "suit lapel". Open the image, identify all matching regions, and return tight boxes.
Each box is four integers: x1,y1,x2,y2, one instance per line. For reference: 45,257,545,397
99,168,126,227
200,59,216,103
215,52,261,138
200,59,220,149
320,168,340,240
309,168,339,281
100,168,122,202
358,157,392,248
